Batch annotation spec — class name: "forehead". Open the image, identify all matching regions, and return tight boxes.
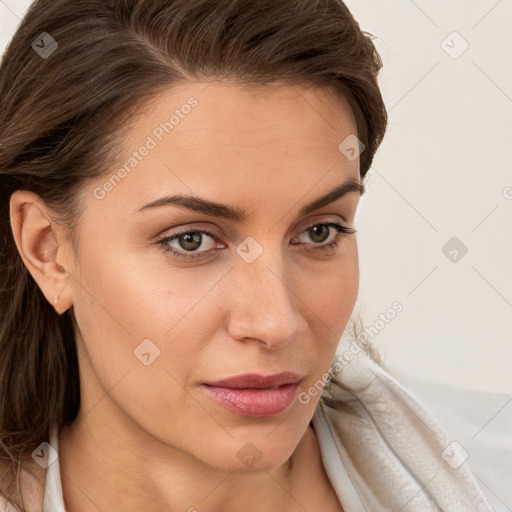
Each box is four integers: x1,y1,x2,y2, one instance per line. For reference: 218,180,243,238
131,79,357,149
84,80,360,218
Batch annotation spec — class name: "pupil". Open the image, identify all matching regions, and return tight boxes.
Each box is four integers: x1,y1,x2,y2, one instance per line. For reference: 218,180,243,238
310,225,329,243
179,232,202,251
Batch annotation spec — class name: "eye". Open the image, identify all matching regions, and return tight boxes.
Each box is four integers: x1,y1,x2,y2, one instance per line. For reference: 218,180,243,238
290,222,356,251
155,221,356,262
156,229,225,262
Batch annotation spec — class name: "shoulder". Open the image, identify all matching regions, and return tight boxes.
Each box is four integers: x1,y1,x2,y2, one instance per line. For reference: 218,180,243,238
0,457,46,512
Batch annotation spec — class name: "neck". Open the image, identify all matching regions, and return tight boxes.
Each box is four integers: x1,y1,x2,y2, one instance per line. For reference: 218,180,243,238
58,398,317,512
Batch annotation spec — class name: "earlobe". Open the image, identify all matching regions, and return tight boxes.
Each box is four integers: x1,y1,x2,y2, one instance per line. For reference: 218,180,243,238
9,190,72,314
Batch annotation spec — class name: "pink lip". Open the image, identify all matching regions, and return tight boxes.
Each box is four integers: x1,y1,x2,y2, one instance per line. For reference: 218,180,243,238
201,372,303,418
203,372,302,389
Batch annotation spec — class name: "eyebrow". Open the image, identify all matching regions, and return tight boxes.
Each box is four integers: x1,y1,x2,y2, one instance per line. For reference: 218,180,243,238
136,178,365,221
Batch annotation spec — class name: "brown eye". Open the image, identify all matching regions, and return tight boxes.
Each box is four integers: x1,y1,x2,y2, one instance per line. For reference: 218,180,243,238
157,228,226,262
308,225,331,244
290,222,356,253
177,232,204,251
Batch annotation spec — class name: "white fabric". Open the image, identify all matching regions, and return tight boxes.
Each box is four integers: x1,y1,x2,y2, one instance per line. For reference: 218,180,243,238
37,350,496,511
383,362,512,511
310,351,497,511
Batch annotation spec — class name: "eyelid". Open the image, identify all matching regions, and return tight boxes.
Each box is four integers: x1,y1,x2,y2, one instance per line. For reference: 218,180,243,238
291,215,353,236
157,223,224,241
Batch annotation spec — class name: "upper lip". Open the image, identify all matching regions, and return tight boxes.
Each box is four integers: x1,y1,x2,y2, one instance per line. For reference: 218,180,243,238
203,372,302,389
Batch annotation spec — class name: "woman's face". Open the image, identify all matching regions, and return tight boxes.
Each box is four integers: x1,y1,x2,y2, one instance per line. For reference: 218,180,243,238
67,80,362,471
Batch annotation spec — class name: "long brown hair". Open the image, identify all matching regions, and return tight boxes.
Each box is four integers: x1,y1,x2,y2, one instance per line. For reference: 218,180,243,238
0,0,387,509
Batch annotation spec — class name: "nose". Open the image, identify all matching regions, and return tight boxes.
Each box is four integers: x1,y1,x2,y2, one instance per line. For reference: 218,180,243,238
225,247,308,349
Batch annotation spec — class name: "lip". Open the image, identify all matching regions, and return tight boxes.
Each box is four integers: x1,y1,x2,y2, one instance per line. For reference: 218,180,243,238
201,372,303,418
203,372,302,389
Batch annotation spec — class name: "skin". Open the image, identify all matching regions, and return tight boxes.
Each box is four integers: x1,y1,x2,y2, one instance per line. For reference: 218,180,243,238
10,79,363,512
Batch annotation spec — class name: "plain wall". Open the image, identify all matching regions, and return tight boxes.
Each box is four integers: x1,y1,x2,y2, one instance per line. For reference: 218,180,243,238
343,0,512,393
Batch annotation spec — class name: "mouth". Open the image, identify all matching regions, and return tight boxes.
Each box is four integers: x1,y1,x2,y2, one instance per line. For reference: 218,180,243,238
201,372,303,418
203,372,302,390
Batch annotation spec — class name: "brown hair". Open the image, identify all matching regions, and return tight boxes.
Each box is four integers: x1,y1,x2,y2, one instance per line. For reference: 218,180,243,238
0,0,387,509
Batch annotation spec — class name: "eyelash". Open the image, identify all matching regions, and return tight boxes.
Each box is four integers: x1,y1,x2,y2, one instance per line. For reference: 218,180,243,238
156,222,357,262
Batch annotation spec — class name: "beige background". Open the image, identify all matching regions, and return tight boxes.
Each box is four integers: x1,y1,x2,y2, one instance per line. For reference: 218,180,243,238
343,0,512,393
1,0,511,393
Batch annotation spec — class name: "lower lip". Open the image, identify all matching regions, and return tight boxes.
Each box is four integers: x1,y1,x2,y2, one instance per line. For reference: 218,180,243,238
201,382,301,418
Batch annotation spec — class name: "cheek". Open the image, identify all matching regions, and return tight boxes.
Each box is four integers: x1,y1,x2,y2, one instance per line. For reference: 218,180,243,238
70,243,230,385
295,242,359,377
69,248,224,447
299,242,359,331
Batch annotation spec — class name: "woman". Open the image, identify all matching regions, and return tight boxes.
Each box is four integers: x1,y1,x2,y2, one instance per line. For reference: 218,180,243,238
0,0,493,511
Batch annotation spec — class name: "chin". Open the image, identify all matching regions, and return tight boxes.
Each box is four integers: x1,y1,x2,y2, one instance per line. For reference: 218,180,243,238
194,432,300,474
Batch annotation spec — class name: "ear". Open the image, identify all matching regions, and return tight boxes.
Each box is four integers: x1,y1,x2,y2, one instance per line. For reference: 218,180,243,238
9,190,73,315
